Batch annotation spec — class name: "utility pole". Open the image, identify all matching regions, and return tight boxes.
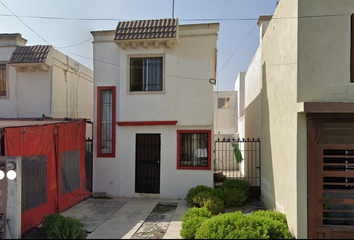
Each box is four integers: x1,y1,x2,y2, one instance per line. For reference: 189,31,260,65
172,0,175,19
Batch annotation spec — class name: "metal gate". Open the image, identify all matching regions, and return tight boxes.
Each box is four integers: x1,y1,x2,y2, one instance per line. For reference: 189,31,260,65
214,138,261,198
135,134,161,194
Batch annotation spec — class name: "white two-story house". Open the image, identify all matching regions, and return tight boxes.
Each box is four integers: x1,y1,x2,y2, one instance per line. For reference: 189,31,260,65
91,18,219,199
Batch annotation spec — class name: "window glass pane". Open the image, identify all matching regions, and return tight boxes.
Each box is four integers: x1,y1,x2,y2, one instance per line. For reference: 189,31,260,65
180,133,209,167
0,65,6,96
100,89,113,154
218,98,229,108
130,57,162,91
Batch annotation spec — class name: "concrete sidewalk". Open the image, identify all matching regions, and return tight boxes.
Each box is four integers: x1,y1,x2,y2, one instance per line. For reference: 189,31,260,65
60,197,190,239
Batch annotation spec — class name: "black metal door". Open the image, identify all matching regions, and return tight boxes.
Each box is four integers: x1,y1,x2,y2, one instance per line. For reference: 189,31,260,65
135,134,161,194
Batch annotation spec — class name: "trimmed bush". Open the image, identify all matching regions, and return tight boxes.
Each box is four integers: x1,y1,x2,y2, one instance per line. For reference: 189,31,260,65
40,213,86,239
180,217,208,239
185,185,213,206
192,192,224,214
194,211,292,239
211,187,249,207
219,179,251,195
223,188,249,207
181,207,212,222
251,210,288,226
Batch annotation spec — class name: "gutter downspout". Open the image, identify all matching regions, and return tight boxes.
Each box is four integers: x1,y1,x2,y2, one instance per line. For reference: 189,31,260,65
50,62,55,117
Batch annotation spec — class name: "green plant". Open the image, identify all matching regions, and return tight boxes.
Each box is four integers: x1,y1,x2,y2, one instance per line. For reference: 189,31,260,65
219,179,251,195
181,207,212,222
251,210,288,226
40,214,86,239
180,217,209,239
194,211,292,239
185,185,213,206
40,213,66,234
323,193,333,218
192,192,224,214
211,187,249,207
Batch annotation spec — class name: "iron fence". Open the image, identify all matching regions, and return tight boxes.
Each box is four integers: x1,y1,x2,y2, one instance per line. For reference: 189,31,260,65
214,138,261,198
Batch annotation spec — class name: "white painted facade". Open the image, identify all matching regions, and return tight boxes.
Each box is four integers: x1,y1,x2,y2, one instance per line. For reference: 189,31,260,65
91,21,219,199
0,34,93,137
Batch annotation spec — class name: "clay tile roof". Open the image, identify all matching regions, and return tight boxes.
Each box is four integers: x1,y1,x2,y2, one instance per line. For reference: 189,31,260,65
7,45,51,64
114,18,178,40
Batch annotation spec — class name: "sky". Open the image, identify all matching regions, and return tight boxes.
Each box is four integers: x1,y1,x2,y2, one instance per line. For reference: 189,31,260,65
0,0,279,91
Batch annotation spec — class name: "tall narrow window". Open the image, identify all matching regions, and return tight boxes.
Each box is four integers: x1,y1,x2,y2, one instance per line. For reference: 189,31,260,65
0,64,6,97
97,86,116,157
130,57,163,92
351,13,354,82
177,130,212,170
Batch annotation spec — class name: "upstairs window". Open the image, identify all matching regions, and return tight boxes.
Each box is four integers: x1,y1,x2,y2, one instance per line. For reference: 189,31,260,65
218,97,230,108
130,57,163,92
0,64,6,97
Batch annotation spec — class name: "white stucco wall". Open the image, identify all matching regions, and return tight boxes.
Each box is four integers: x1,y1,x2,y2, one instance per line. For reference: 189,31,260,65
91,23,218,199
0,45,94,127
214,91,237,135
0,47,18,118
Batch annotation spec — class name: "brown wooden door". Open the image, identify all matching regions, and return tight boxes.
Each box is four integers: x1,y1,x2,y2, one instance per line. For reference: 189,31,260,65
308,116,354,239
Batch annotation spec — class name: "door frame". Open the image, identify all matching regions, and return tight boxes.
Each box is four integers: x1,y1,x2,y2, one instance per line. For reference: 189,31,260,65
307,114,354,239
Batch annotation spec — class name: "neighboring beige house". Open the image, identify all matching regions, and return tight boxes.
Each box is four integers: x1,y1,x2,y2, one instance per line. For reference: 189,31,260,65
0,33,94,136
238,0,354,238
91,18,219,199
213,90,238,140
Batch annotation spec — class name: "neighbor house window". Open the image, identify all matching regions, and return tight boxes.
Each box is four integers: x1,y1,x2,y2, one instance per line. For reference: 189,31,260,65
177,130,211,170
97,86,116,157
218,97,230,108
0,64,6,97
130,57,163,91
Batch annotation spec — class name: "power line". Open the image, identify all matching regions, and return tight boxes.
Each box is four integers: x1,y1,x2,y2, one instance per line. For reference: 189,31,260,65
217,24,257,75
0,13,351,22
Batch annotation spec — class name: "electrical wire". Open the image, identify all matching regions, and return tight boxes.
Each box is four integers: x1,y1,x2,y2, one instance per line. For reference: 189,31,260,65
0,13,351,22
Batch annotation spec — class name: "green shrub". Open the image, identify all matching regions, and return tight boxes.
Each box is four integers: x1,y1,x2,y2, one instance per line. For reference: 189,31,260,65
185,185,213,206
181,207,212,222
251,210,288,226
223,188,249,207
211,187,249,207
192,192,224,214
203,196,225,215
220,179,251,195
40,213,86,239
180,217,208,239
40,213,66,234
194,211,292,239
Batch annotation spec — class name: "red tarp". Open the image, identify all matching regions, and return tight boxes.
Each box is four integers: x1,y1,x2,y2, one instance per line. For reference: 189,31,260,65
4,119,91,234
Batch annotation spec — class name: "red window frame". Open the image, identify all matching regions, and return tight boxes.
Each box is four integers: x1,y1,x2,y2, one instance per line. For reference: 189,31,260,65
177,130,212,170
97,86,116,157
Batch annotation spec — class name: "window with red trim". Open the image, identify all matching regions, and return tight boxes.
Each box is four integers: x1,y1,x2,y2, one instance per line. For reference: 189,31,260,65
177,130,211,170
97,86,116,157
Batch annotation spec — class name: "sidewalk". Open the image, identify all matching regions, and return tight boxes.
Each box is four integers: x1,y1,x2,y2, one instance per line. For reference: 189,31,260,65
60,197,190,239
